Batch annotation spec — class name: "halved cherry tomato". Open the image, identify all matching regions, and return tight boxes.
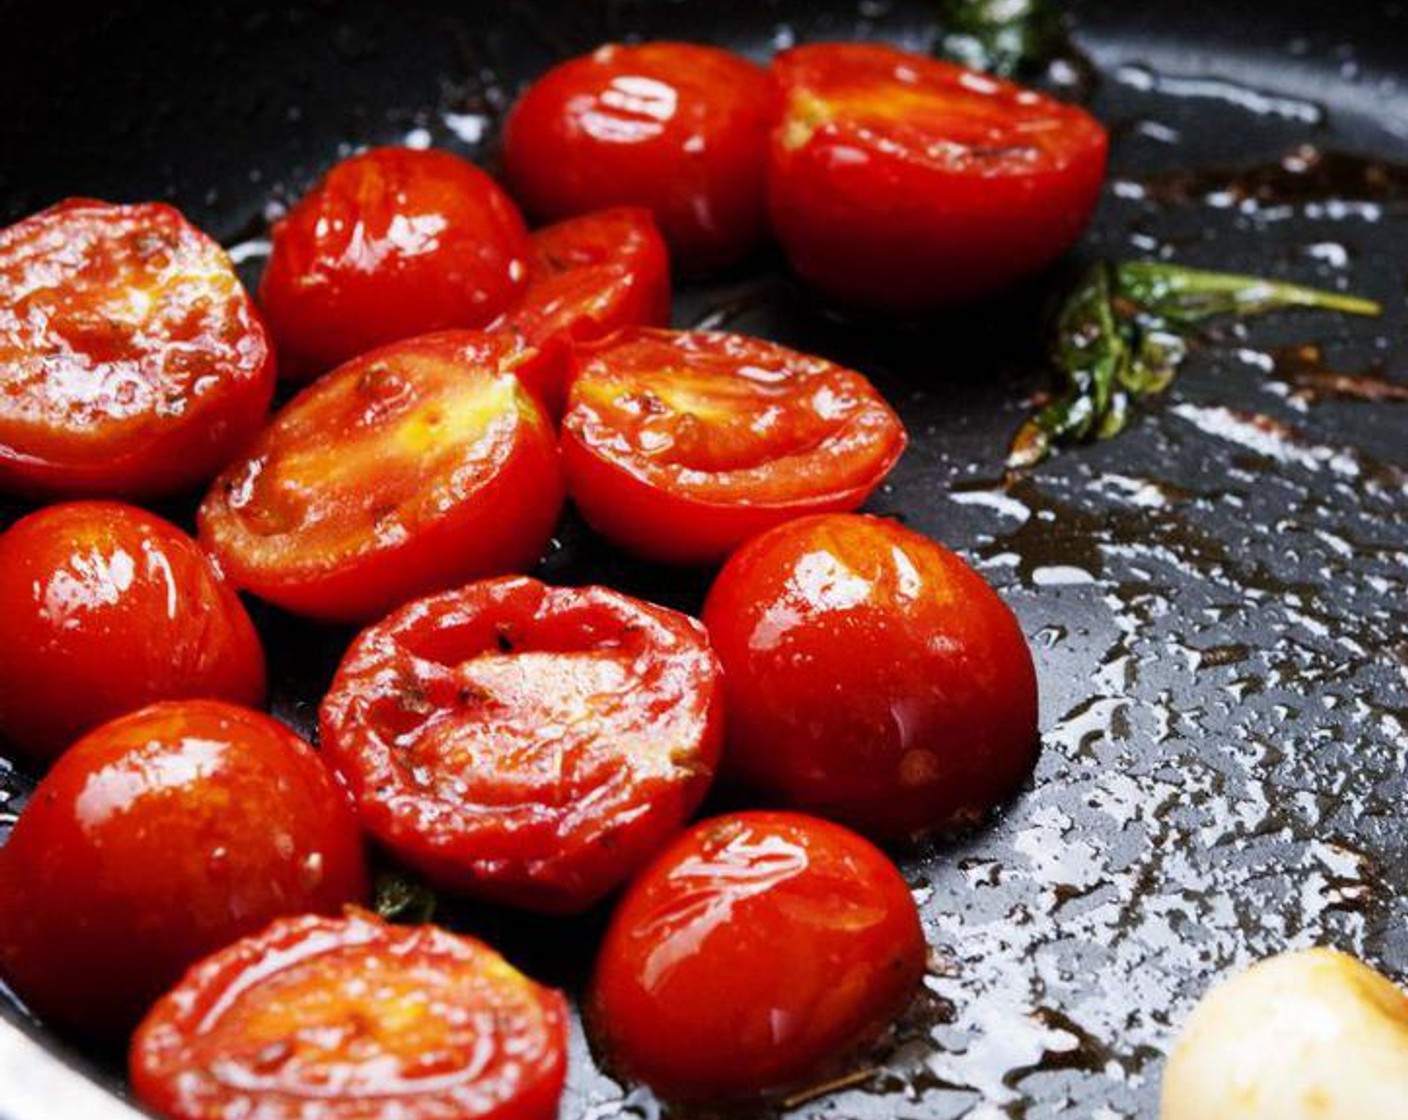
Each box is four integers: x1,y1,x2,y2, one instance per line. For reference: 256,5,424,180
0,502,265,765
561,329,905,565
702,514,1039,839
320,576,723,913
504,43,772,272
768,43,1109,313
198,331,563,624
491,208,671,415
259,147,531,381
131,911,567,1120
590,810,926,1104
0,199,275,499
0,701,368,1041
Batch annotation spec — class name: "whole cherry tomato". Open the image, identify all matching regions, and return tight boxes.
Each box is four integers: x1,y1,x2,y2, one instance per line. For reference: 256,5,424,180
199,331,563,624
0,701,368,1041
0,502,265,765
320,576,723,913
0,199,275,499
702,514,1039,839
561,329,906,565
491,208,671,415
590,810,926,1104
768,43,1109,313
504,43,772,272
131,911,567,1120
260,147,531,380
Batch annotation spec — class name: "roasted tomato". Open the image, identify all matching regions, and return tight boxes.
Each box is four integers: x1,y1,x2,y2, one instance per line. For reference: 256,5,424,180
561,329,905,565
491,208,671,415
0,701,368,1041
199,331,563,624
0,199,275,499
0,502,265,765
259,147,531,380
768,43,1109,313
702,514,1039,839
131,911,568,1120
320,576,723,913
503,43,772,272
590,810,926,1104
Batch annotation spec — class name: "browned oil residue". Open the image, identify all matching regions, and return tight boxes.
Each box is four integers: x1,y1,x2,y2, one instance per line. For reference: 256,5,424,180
1269,343,1408,404
1140,143,1408,208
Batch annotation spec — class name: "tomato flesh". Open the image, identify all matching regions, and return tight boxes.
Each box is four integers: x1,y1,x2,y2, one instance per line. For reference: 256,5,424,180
131,911,568,1120
0,502,265,764
504,43,772,272
492,208,671,415
590,810,926,1104
769,43,1109,312
561,328,905,564
320,576,723,913
259,147,531,381
702,514,1039,839
0,701,368,1041
199,331,563,624
0,199,275,499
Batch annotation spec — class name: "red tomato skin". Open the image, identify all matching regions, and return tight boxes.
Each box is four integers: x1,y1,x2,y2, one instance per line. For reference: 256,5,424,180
504,43,772,272
0,701,368,1042
590,810,926,1104
702,514,1038,839
260,147,531,381
320,576,724,913
491,208,672,416
768,44,1109,313
0,199,275,500
561,329,906,565
0,502,265,765
198,331,564,625
131,911,568,1120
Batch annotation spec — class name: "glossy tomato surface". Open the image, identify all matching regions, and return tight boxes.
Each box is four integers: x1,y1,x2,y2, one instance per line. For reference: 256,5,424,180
491,208,671,415
131,911,568,1120
260,147,530,380
702,514,1039,839
199,331,563,624
0,701,368,1041
320,576,723,913
0,199,275,499
504,43,772,272
590,810,926,1104
769,43,1109,313
0,502,265,765
561,329,906,565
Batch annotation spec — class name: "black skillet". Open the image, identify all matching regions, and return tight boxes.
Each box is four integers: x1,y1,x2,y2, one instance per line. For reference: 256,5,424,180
2,0,1407,1116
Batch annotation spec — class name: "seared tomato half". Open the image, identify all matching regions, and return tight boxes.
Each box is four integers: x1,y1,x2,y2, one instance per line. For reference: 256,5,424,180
590,811,926,1104
561,329,905,565
0,701,367,1041
131,911,568,1120
260,147,530,380
199,331,563,624
491,208,671,415
320,576,723,913
769,43,1108,313
0,502,265,765
0,199,274,499
702,514,1039,839
504,43,772,272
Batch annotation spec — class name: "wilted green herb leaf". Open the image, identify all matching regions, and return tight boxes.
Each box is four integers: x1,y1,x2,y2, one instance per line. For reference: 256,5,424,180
373,869,438,925
936,0,1062,79
1009,261,1381,468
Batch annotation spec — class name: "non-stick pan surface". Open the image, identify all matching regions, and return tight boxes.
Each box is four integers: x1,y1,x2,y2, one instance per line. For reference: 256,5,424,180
2,1,1407,1117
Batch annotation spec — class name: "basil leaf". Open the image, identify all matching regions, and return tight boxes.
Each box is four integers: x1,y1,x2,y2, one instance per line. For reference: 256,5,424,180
1009,261,1381,467
936,0,1063,79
